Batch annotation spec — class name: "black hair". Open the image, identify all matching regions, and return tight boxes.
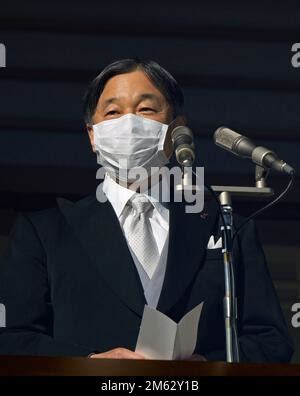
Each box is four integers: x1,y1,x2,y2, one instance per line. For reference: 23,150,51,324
83,58,184,125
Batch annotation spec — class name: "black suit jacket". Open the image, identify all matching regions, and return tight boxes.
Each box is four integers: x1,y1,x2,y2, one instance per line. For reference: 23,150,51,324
0,194,294,362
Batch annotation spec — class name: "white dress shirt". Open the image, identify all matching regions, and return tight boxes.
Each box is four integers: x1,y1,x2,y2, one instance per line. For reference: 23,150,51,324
102,172,170,308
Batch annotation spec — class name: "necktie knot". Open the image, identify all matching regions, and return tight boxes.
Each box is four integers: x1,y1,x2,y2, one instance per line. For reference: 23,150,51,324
130,194,153,218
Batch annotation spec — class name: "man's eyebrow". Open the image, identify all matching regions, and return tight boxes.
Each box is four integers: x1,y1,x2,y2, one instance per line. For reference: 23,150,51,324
102,97,119,108
138,93,160,102
101,93,160,109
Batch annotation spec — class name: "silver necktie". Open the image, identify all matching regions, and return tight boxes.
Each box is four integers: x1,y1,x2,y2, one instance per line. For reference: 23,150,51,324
126,194,159,278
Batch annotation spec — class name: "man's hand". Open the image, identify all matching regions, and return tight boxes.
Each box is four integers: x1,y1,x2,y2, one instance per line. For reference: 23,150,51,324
88,347,147,359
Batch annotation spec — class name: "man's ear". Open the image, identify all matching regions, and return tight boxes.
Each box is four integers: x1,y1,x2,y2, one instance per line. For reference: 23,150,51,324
86,125,96,152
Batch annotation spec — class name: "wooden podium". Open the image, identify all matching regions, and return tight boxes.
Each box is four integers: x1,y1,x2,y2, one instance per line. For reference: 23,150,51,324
0,356,300,376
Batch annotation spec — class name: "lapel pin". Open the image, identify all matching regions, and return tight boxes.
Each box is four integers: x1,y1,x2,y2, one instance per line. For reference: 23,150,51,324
200,212,209,219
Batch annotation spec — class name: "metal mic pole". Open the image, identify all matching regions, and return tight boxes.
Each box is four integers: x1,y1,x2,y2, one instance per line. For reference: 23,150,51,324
219,191,239,363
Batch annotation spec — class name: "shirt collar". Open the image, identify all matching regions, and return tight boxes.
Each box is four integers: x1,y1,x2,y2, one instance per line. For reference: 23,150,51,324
102,173,135,219
102,171,170,223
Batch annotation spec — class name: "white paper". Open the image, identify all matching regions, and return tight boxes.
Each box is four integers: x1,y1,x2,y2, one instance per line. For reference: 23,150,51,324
135,302,203,360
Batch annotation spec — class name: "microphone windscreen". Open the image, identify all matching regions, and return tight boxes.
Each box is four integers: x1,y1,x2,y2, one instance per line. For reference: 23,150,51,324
214,127,242,152
171,126,193,142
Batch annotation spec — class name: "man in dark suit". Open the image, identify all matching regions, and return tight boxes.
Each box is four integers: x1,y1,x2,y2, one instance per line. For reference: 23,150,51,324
0,59,294,362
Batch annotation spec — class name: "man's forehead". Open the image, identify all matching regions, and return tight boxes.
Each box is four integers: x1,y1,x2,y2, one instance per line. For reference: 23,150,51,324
101,92,162,105
99,71,164,99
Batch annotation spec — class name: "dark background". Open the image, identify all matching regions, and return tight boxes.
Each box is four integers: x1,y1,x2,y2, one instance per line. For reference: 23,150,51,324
0,0,300,361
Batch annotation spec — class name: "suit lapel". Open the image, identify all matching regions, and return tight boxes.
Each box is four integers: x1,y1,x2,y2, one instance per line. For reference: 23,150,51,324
57,195,147,317
57,192,219,318
157,198,219,314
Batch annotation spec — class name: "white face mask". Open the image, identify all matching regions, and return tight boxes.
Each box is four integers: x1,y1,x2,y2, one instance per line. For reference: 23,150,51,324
93,113,170,182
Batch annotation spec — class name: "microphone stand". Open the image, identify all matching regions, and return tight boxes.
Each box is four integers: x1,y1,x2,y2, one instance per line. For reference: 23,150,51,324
178,165,273,363
219,190,239,362
218,166,272,362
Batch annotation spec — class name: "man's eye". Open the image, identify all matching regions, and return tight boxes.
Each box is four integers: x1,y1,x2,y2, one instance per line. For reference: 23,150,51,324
139,107,155,112
105,110,118,116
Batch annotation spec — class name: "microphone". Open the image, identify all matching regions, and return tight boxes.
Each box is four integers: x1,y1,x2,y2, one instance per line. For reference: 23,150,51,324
214,127,295,176
171,125,195,167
